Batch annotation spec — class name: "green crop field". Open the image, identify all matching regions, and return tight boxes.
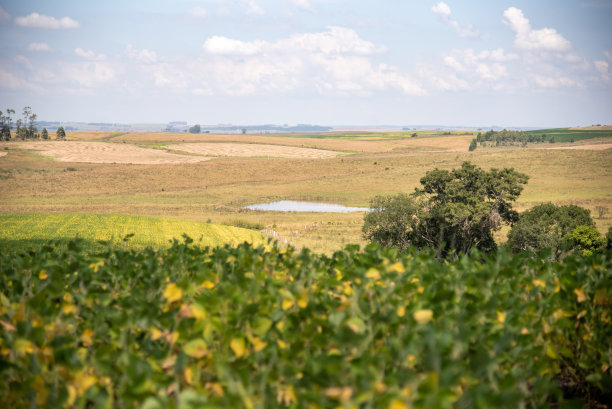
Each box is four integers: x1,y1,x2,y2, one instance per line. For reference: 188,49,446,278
1,240,610,408
0,213,263,253
524,128,612,143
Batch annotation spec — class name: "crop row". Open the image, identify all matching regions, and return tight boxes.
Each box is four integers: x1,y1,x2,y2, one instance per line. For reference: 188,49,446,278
0,239,610,408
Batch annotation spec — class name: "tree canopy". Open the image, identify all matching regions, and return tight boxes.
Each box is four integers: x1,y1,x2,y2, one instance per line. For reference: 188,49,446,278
363,162,529,256
507,203,598,255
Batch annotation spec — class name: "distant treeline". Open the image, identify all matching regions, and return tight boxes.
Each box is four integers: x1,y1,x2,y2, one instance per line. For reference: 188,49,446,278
1,107,66,141
467,128,612,151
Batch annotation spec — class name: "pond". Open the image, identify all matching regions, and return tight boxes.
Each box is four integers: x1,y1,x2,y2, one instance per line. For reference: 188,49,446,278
244,200,369,213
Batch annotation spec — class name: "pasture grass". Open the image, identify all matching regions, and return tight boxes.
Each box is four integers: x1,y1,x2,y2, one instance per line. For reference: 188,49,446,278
0,213,263,253
1,132,610,254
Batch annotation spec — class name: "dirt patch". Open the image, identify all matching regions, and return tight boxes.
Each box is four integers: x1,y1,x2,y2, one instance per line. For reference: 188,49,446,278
172,142,341,158
537,143,612,151
0,151,6,158
4,142,212,164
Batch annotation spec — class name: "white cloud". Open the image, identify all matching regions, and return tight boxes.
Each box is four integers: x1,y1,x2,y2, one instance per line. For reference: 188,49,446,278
203,37,266,55
190,6,207,18
75,48,107,61
444,56,464,72
27,42,51,52
594,60,610,83
203,26,381,56
0,5,10,20
531,74,581,88
198,26,421,96
431,2,451,19
291,0,313,11
241,0,265,15
15,12,80,29
62,62,116,87
432,2,480,39
125,45,157,63
502,7,571,51
0,68,41,91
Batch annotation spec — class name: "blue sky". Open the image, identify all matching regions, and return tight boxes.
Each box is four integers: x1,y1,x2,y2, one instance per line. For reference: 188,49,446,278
0,0,611,127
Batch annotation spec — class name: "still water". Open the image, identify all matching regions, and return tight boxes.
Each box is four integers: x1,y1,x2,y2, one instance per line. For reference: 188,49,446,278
244,200,369,213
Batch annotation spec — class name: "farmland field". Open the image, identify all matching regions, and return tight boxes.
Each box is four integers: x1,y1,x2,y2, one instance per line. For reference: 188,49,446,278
0,213,263,253
0,129,611,254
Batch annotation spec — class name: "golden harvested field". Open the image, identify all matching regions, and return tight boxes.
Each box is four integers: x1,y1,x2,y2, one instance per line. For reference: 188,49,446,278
1,131,610,254
107,132,474,153
1,141,211,164
172,142,341,158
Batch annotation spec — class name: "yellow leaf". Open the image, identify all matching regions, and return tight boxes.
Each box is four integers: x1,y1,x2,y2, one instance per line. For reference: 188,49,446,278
413,309,433,324
387,262,406,274
532,279,546,288
520,327,529,335
15,339,35,355
151,328,164,341
546,344,558,360
389,399,410,409
163,283,183,303
325,387,353,401
184,367,194,385
206,382,224,397
62,304,77,315
39,270,48,280
277,339,287,349
183,339,208,358
593,288,609,306
298,291,309,308
230,337,246,357
496,311,506,324
66,385,77,406
277,385,297,406
397,306,406,318
81,329,94,347
365,268,380,280
166,331,179,345
251,337,267,352
281,298,294,311
200,280,215,289
574,288,587,303
191,304,207,321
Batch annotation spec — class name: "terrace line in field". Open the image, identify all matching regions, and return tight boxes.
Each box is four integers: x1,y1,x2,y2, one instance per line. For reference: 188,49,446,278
245,200,369,213
3,141,212,164
170,142,341,158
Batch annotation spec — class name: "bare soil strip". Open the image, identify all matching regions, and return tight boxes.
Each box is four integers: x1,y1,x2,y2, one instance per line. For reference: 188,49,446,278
0,152,7,158
172,142,341,158
3,142,211,164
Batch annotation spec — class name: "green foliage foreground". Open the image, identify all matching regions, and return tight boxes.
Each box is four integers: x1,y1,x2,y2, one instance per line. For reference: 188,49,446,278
1,240,611,409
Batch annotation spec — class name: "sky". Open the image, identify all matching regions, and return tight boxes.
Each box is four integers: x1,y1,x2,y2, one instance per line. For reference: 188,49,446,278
0,0,611,127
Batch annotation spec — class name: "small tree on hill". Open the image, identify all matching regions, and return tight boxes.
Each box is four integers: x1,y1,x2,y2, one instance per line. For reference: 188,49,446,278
41,128,49,140
469,138,477,151
189,124,201,134
363,162,529,257
56,126,66,140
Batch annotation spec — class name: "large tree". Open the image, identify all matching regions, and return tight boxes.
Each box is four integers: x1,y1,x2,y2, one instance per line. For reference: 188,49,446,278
363,162,529,256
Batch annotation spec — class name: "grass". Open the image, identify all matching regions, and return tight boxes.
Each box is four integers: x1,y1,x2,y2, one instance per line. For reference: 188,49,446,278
0,213,263,253
1,131,610,254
